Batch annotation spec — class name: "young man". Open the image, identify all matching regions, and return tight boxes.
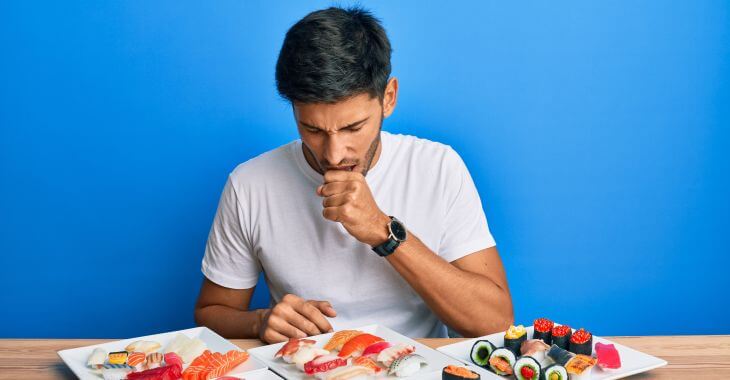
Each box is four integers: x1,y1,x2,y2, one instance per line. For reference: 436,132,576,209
194,6,513,342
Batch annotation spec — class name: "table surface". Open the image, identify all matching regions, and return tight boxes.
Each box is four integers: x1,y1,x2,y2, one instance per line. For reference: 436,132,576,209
0,335,728,379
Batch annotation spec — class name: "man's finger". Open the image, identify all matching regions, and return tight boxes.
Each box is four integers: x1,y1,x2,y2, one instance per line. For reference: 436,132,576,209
322,193,352,208
285,308,324,336
300,302,334,333
268,314,307,338
311,300,338,318
262,328,289,344
317,181,354,197
323,170,360,184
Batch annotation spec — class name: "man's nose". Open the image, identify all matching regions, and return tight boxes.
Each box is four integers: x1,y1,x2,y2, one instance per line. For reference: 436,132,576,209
323,134,346,167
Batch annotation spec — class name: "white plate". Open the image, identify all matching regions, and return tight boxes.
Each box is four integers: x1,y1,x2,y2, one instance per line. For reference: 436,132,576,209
437,324,668,380
57,326,277,380
248,324,464,380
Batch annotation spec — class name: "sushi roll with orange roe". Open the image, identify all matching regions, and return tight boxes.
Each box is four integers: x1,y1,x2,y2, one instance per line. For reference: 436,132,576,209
551,325,572,350
533,318,554,344
442,365,480,379
569,328,593,355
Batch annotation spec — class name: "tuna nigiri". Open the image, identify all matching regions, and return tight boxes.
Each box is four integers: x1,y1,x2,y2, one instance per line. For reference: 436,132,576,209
337,333,384,358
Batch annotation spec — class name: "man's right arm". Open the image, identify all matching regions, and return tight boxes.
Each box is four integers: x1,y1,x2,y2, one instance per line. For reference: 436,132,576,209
194,278,337,342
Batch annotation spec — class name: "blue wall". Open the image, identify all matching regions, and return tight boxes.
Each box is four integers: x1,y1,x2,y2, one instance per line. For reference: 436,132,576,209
1,1,728,338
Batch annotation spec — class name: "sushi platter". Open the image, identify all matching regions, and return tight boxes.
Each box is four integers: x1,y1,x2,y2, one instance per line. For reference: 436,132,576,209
57,326,278,380
437,318,668,380
248,324,472,379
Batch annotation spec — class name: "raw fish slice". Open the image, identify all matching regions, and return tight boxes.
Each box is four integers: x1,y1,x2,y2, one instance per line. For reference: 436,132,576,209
125,340,162,354
86,347,106,369
304,354,348,375
178,338,207,363
164,333,192,354
338,333,384,358
315,365,375,380
293,346,330,370
595,342,622,369
388,353,427,377
274,337,317,362
376,343,416,367
146,352,163,369
362,341,392,357
163,352,183,369
323,330,363,351
126,352,147,371
521,339,551,365
353,356,383,373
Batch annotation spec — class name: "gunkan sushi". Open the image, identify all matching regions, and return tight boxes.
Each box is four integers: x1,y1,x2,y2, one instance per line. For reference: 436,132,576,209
442,365,480,379
551,325,572,350
488,348,515,376
568,328,593,355
503,325,527,356
469,340,496,368
542,364,569,380
532,318,554,344
513,356,541,380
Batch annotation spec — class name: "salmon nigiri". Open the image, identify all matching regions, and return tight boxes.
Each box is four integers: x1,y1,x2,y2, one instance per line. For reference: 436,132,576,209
323,330,363,351
338,333,384,358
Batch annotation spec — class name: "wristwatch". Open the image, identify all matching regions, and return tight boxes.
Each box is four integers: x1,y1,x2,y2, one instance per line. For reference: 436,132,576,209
372,216,408,257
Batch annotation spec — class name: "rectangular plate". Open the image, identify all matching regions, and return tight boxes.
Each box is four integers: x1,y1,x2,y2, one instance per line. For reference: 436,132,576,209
437,324,668,380
248,324,464,380
57,326,277,380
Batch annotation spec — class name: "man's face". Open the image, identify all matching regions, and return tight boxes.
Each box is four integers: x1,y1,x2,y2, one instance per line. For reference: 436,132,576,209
294,79,398,176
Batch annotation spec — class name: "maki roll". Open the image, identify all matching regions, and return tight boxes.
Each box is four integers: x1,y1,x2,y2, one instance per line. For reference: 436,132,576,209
569,328,593,355
532,318,554,344
513,356,541,380
547,344,575,366
488,348,516,376
442,365,480,380
503,325,527,356
551,325,572,350
469,340,496,368
542,364,568,380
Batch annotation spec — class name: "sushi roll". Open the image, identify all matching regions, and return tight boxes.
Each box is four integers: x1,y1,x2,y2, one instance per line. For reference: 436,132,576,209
503,325,527,356
107,351,128,365
568,328,593,355
532,318,554,345
488,348,515,376
551,325,572,350
513,356,541,380
442,365,480,379
547,344,575,366
469,339,496,368
542,364,568,380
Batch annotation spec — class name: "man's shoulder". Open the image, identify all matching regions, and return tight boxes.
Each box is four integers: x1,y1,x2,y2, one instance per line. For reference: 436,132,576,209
386,131,460,166
228,140,298,186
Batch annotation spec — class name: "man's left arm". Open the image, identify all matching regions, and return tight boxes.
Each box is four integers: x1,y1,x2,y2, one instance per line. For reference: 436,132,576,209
318,170,514,337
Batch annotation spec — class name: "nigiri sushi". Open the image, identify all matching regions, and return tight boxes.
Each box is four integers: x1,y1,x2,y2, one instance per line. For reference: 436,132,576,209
146,352,163,370
376,343,415,366
520,339,550,365
126,352,147,372
314,364,375,380
323,330,363,351
86,347,107,370
353,356,383,373
388,353,427,377
337,333,384,358
362,341,392,357
292,346,330,371
303,354,347,375
274,337,317,362
125,340,161,354
565,354,597,380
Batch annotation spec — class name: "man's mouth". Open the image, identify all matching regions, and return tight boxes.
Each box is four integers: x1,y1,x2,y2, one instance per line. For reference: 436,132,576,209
328,165,356,172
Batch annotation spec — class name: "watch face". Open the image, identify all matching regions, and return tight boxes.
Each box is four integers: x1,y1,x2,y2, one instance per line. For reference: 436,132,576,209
390,219,407,241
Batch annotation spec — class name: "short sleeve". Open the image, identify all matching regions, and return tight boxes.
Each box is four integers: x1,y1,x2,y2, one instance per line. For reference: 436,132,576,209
437,148,496,262
201,175,261,289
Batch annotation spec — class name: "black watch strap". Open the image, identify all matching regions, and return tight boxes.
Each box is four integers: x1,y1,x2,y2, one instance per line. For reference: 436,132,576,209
372,238,401,257
372,216,405,257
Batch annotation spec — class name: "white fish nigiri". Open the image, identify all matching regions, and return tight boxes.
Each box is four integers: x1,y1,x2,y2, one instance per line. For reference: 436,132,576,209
388,353,427,377
376,343,415,367
292,346,330,370
86,347,107,370
124,340,161,354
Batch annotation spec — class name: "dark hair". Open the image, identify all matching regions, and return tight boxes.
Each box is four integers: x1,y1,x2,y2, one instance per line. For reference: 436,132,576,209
275,6,392,104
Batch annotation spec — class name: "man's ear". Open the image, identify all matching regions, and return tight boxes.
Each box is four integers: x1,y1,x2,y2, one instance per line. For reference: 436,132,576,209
382,77,399,119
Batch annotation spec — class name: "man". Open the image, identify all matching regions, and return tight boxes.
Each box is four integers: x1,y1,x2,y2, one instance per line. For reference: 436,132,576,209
194,6,513,342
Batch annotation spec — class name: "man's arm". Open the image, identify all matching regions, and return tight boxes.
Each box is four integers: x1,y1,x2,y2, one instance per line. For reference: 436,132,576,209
194,278,337,342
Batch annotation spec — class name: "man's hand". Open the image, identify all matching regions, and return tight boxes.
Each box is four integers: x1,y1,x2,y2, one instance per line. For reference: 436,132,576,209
317,170,391,247
258,294,337,343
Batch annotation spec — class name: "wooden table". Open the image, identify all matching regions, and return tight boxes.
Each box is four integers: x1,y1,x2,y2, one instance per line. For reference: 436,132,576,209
0,335,728,379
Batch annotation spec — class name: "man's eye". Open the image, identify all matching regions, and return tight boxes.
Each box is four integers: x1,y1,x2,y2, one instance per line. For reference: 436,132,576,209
348,127,362,133
306,128,320,133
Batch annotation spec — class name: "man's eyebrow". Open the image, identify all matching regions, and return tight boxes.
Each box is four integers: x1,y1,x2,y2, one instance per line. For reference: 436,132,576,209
301,117,370,131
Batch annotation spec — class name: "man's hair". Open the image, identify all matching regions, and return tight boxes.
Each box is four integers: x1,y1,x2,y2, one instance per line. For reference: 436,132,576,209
275,6,392,104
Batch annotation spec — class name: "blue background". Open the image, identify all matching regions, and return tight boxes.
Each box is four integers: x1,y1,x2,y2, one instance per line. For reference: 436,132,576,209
1,1,728,338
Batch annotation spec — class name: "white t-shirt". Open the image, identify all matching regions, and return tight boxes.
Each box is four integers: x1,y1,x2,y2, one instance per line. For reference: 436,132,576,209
202,131,496,338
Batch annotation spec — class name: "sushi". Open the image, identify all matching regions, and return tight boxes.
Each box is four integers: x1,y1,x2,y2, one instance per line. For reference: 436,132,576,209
469,339,496,368
551,325,572,350
376,343,416,366
146,352,163,370
127,362,182,380
595,342,622,369
125,340,161,354
542,364,568,380
323,330,363,351
513,356,541,380
503,325,527,356
362,341,392,357
520,339,550,366
337,333,384,358
303,354,348,375
107,351,128,365
181,349,250,380
569,328,593,355
487,348,515,376
547,344,575,366
86,347,107,370
274,338,317,363
442,365,480,380
126,352,147,372
565,354,597,380
388,353,428,377
532,318,554,344
352,356,383,374
292,346,330,371
178,338,207,363
314,365,375,380
163,352,183,369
